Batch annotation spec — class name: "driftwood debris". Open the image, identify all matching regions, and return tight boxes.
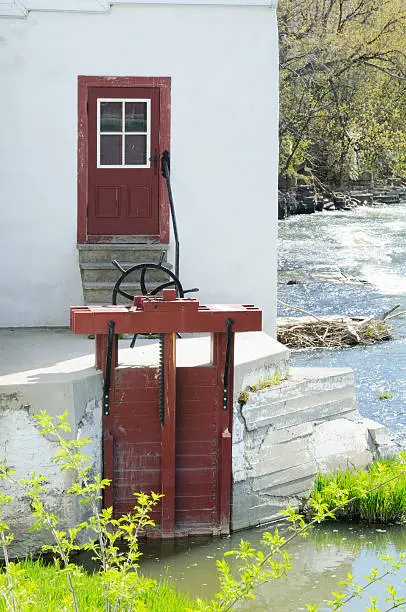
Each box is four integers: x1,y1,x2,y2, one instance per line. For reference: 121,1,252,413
277,315,392,349
276,301,403,349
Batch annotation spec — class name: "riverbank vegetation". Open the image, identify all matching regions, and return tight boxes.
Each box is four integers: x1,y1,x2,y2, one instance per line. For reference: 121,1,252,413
278,0,406,185
308,453,406,524
0,560,195,612
1,413,405,611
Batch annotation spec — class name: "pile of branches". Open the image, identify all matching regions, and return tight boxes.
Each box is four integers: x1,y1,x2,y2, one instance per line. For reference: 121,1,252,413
276,303,403,349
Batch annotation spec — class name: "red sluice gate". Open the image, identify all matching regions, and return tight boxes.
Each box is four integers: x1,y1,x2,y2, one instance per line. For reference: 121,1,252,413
71,289,262,537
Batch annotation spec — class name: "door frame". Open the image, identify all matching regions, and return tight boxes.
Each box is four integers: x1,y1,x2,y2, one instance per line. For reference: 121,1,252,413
77,75,171,244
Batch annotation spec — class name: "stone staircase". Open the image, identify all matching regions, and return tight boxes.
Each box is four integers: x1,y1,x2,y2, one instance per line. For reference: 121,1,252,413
77,244,170,305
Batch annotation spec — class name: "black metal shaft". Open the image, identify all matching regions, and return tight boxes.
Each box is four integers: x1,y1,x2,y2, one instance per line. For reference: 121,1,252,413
161,150,180,280
103,320,115,416
223,318,234,410
158,334,165,425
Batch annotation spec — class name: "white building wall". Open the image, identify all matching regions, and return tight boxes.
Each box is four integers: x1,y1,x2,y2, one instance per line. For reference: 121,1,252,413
0,3,279,332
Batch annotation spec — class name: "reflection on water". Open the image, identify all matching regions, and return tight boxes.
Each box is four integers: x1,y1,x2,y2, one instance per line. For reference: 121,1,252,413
139,522,406,611
278,204,406,446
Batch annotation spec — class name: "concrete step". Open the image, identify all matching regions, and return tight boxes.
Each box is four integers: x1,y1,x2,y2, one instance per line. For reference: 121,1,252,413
82,281,164,305
241,367,358,432
78,244,171,305
232,365,375,530
77,244,169,264
79,262,173,284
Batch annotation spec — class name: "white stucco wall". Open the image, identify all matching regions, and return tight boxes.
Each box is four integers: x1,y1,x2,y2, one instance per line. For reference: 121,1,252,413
0,3,279,331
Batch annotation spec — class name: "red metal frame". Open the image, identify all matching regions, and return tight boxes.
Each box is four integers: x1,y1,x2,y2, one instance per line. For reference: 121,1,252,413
77,76,171,245
161,332,177,535
71,292,262,537
70,302,261,335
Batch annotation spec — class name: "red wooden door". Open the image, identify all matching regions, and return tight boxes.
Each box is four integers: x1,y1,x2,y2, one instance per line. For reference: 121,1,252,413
87,87,160,237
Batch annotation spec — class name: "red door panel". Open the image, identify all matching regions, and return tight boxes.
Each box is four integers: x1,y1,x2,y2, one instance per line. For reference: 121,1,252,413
87,86,160,236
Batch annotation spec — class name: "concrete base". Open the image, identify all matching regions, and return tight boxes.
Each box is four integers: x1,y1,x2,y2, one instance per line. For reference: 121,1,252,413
0,328,288,557
0,328,396,554
0,329,103,558
231,367,398,531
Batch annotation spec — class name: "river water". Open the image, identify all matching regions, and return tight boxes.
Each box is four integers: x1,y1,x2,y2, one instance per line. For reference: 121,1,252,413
139,204,406,609
278,203,406,445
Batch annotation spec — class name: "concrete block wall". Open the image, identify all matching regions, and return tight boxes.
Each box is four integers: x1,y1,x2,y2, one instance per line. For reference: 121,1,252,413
0,374,102,558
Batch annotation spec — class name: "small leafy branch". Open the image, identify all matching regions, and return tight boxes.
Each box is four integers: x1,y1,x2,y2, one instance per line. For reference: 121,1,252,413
0,411,162,612
196,468,406,612
315,556,406,612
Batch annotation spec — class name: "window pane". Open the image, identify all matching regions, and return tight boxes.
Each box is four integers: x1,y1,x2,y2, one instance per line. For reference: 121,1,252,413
100,135,122,165
125,102,147,132
100,102,122,132
125,135,147,165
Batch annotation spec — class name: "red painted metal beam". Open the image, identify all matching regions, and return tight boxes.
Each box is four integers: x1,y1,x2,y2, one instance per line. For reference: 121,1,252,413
219,428,232,534
212,331,234,534
70,303,261,335
160,333,176,537
95,333,118,510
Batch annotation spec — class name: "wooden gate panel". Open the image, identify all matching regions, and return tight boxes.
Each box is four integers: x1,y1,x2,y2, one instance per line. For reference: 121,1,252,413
105,355,232,532
175,366,221,531
111,367,162,519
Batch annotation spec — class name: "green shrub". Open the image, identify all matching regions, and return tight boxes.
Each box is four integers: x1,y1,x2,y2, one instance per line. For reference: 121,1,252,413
377,390,395,400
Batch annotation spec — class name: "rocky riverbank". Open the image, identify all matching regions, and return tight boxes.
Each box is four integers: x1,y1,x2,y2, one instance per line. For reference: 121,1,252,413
278,177,406,219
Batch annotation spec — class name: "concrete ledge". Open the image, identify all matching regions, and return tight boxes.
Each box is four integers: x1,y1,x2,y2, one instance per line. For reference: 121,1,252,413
231,366,396,531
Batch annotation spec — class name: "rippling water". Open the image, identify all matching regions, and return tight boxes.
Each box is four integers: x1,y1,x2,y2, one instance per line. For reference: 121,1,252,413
278,203,406,445
139,522,406,611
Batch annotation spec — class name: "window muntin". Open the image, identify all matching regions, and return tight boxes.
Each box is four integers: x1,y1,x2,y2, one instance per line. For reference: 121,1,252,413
97,98,151,168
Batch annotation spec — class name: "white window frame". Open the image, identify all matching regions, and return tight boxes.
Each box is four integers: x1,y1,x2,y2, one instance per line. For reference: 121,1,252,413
97,98,151,169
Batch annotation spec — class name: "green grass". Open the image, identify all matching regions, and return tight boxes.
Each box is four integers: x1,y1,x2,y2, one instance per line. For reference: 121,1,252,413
308,453,406,524
248,370,286,392
238,370,289,405
0,559,197,611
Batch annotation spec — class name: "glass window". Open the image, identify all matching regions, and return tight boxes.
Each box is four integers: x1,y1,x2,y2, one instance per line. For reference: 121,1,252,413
100,102,122,132
100,135,122,165
125,102,147,132
125,135,147,165
97,98,150,168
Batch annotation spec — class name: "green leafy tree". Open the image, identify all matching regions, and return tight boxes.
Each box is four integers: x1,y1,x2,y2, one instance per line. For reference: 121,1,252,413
278,0,406,183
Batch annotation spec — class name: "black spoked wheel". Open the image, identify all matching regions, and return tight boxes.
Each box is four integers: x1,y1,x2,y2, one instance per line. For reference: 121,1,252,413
111,260,186,305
